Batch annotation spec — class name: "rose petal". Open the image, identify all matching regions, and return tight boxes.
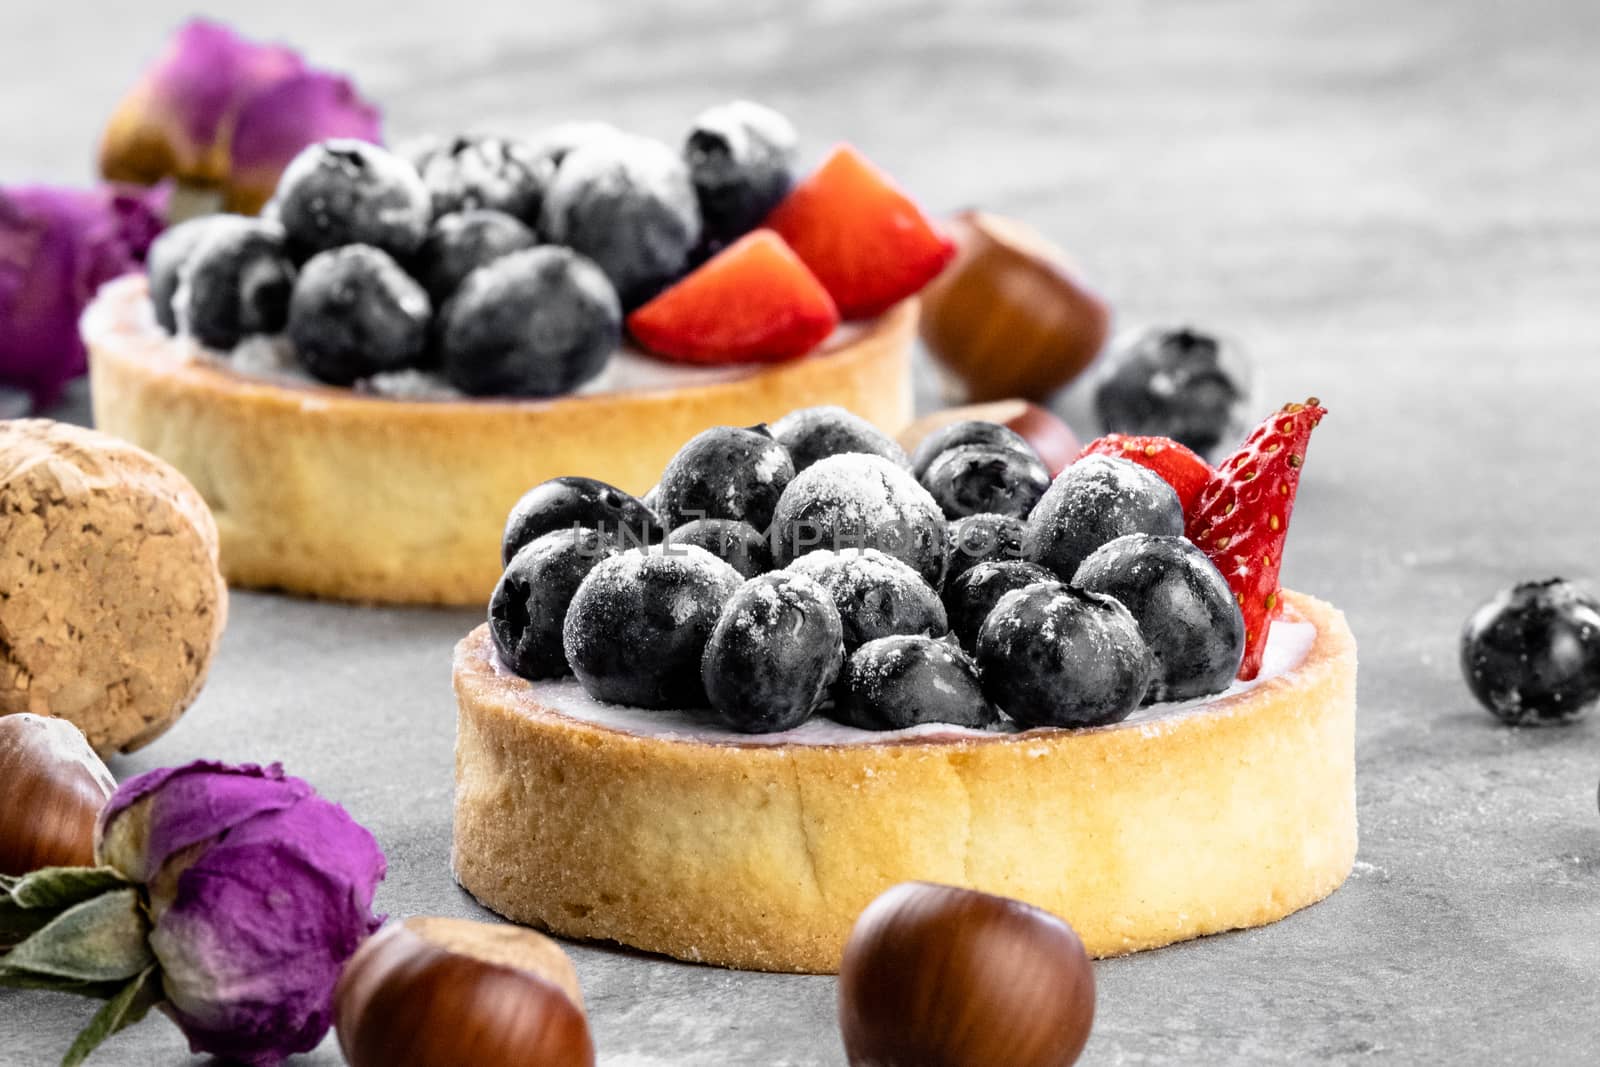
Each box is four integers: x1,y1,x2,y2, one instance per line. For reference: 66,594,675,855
101,18,304,186
227,71,382,214
96,762,308,884
150,800,384,1065
0,183,167,409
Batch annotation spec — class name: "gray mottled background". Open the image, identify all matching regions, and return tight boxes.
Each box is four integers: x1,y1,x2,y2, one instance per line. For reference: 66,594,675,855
3,0,1600,1063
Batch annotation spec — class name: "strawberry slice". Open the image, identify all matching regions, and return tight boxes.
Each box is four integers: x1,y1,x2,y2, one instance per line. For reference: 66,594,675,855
628,230,840,364
764,144,956,319
1186,398,1326,680
1078,434,1212,516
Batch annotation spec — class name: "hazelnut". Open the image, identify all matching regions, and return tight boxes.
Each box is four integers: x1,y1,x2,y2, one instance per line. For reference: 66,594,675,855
919,211,1111,403
0,714,115,876
898,400,1082,477
838,882,1095,1067
335,916,595,1067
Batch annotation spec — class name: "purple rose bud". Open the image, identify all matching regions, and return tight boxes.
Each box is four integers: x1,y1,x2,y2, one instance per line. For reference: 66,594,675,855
100,18,382,215
96,762,386,1066
0,183,168,408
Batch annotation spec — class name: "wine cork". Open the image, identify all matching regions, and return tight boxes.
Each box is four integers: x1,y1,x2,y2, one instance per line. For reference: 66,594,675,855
0,419,227,753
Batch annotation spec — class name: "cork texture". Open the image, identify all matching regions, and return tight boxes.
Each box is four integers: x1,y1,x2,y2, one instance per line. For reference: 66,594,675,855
0,419,227,753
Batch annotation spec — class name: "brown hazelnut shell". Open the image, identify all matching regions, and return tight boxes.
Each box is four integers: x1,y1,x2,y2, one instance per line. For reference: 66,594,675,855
838,882,1095,1067
0,714,115,877
920,211,1111,403
335,916,594,1067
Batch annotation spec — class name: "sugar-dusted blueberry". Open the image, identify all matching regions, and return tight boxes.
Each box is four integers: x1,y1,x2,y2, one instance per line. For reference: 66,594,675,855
1460,578,1600,726
771,453,948,586
943,559,1056,652
1073,533,1245,703
910,419,1038,480
502,476,661,565
287,245,431,385
490,528,618,680
785,548,947,652
701,572,845,732
539,133,701,308
669,518,773,579
770,405,911,475
656,425,795,533
563,545,744,708
1094,326,1253,459
273,139,432,258
976,581,1155,728
528,121,626,171
685,100,798,247
147,215,248,333
920,444,1050,520
174,218,296,350
944,513,1027,588
411,134,553,224
413,209,538,305
835,634,998,732
438,246,620,397
1024,454,1183,581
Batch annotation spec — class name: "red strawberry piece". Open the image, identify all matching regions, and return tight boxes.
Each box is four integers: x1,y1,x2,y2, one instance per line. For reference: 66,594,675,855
627,230,840,364
1186,398,1327,681
1078,434,1212,516
764,144,956,319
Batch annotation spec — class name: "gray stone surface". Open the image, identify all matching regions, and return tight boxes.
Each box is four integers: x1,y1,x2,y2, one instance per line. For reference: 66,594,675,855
4,0,1600,1063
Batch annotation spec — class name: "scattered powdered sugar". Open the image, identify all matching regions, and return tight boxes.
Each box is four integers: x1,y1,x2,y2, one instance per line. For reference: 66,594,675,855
500,618,1319,746
227,335,313,383
357,369,465,400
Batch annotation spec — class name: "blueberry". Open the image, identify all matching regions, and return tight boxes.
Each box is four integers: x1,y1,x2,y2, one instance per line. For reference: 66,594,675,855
669,518,773,579
528,121,626,170
920,444,1050,520
273,139,432,259
287,245,431,385
835,635,998,731
701,572,845,732
490,528,618,679
147,215,247,333
976,582,1156,728
910,420,1037,480
943,560,1057,652
563,545,743,708
770,405,911,475
1094,326,1252,459
538,134,701,307
656,425,795,533
174,219,295,350
1073,533,1245,702
1024,455,1183,581
685,100,797,247
502,476,661,565
771,454,948,586
943,513,1027,588
411,134,552,224
785,548,947,652
413,209,539,305
1460,578,1600,725
439,246,620,397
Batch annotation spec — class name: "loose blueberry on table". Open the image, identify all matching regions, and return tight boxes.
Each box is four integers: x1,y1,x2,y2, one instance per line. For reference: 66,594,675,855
1460,578,1600,726
485,398,1325,735
145,104,954,398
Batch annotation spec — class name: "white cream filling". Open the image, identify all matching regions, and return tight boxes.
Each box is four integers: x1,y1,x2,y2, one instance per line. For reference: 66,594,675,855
494,618,1319,747
110,274,866,400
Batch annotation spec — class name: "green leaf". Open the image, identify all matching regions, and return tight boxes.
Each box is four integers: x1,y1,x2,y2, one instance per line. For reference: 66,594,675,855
0,970,124,998
0,904,57,948
2,868,131,911
0,889,152,983
61,966,162,1067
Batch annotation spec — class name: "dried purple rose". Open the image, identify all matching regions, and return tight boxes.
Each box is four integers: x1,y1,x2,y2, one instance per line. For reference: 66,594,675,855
0,761,386,1066
100,18,382,214
0,183,168,409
